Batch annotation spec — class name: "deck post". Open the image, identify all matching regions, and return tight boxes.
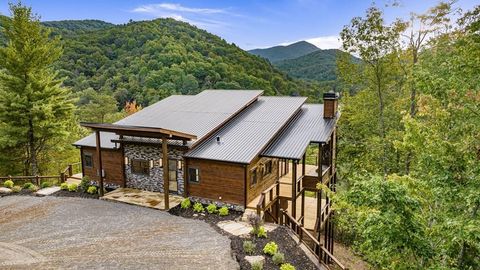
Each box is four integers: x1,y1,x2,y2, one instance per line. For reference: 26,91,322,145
292,159,297,220
302,153,306,176
95,130,104,196
162,137,169,210
317,143,322,220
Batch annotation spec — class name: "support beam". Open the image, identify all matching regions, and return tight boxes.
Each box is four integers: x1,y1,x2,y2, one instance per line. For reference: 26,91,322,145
95,131,104,196
302,153,306,176
162,137,169,210
292,160,297,219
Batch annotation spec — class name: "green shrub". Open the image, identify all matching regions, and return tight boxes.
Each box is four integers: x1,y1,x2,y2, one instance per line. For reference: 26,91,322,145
263,242,278,256
193,202,204,213
60,182,68,190
251,261,263,270
87,186,97,194
181,198,191,209
68,183,78,192
272,252,285,265
41,182,52,189
23,182,34,189
280,263,295,270
206,203,217,214
11,186,21,193
218,206,229,216
3,180,14,188
28,184,39,192
256,226,267,238
80,176,90,192
243,240,255,255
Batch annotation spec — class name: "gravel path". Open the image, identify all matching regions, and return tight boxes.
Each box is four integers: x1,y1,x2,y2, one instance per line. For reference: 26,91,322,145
0,196,239,270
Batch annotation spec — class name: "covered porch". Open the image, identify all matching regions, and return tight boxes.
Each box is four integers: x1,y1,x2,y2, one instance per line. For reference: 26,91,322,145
80,122,197,210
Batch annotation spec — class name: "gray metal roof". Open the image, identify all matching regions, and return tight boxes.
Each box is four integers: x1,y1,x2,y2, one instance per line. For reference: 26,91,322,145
184,96,307,164
74,90,263,149
261,104,337,160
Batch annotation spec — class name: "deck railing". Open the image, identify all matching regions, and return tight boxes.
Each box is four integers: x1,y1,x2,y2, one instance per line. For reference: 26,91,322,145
0,162,82,186
280,209,347,270
256,181,280,220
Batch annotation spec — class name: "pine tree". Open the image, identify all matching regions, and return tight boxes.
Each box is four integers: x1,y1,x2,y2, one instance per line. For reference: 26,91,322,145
0,3,74,175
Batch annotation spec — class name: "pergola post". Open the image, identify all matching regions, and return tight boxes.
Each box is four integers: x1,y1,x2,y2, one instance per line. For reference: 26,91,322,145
317,143,322,219
95,131,104,196
162,137,170,210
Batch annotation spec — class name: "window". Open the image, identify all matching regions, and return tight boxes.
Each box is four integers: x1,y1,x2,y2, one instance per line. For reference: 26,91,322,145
84,153,93,168
263,160,272,176
251,168,258,186
131,159,150,175
188,168,200,183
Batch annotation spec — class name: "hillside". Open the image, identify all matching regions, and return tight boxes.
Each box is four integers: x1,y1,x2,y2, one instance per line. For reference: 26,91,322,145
275,49,359,82
31,19,321,105
248,41,319,63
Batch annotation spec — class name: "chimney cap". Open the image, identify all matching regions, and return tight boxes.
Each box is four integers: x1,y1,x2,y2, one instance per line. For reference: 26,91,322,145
323,91,339,99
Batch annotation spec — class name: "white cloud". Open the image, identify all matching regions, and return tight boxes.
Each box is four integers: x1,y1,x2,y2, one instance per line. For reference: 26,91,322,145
280,35,342,50
132,3,226,16
131,3,230,29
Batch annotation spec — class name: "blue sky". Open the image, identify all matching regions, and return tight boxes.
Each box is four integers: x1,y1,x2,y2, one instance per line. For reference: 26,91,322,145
0,0,478,50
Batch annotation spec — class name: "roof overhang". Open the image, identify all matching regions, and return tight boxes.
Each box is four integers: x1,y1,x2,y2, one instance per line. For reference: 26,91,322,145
80,122,197,141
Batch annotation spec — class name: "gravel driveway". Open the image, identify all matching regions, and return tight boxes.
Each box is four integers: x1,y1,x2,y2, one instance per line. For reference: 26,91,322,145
0,196,239,270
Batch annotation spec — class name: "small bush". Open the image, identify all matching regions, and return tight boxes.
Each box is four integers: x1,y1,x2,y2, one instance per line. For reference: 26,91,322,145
193,202,204,213
257,226,267,238
41,182,52,189
23,182,34,189
181,198,191,209
243,240,255,255
11,186,21,193
60,182,68,190
248,213,262,234
263,242,278,256
3,180,14,188
251,261,263,270
68,183,78,192
80,176,90,192
206,203,217,214
218,206,229,216
280,263,295,270
272,252,285,265
86,186,97,194
28,184,39,192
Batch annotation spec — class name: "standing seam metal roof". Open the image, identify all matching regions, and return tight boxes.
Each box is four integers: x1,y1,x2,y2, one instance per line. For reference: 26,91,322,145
184,96,307,163
73,90,263,149
261,104,337,160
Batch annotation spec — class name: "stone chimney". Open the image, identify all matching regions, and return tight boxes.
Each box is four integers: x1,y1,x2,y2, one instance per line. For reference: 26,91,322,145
323,91,339,118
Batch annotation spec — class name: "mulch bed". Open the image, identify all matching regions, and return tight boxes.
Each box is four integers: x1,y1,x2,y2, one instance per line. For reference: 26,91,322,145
169,205,317,270
0,189,36,197
169,204,243,229
231,226,317,270
51,189,99,199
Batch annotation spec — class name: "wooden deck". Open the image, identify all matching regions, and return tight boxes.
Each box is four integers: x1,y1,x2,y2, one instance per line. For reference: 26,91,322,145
247,162,329,230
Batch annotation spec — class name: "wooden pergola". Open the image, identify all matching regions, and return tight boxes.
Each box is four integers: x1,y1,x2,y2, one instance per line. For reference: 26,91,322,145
80,122,197,209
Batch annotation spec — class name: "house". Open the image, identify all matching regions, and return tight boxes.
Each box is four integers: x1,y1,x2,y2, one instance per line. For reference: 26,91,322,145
74,89,340,264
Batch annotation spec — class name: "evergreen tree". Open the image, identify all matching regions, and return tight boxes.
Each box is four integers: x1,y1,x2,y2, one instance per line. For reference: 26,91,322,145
0,3,74,175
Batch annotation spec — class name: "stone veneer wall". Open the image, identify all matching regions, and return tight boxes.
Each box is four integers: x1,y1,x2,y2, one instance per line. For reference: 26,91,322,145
124,144,185,195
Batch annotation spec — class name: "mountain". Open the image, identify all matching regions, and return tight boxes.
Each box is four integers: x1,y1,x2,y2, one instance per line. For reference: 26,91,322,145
248,41,319,63
275,49,356,82
1,17,322,105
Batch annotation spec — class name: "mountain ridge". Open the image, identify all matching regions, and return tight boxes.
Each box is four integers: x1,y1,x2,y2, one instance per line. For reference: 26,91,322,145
248,41,319,63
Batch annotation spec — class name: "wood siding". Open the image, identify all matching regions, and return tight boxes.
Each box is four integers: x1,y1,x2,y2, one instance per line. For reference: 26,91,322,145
81,147,124,186
186,158,246,206
246,157,278,204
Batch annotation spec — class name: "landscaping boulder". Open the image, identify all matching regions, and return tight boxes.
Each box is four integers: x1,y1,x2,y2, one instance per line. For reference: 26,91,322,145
245,255,265,267
0,187,12,194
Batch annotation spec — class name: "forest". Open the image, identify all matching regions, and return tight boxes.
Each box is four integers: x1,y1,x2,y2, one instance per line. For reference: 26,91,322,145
333,2,479,269
0,1,478,269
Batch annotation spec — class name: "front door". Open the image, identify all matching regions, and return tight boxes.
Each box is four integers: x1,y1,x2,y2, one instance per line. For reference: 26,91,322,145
168,159,178,192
